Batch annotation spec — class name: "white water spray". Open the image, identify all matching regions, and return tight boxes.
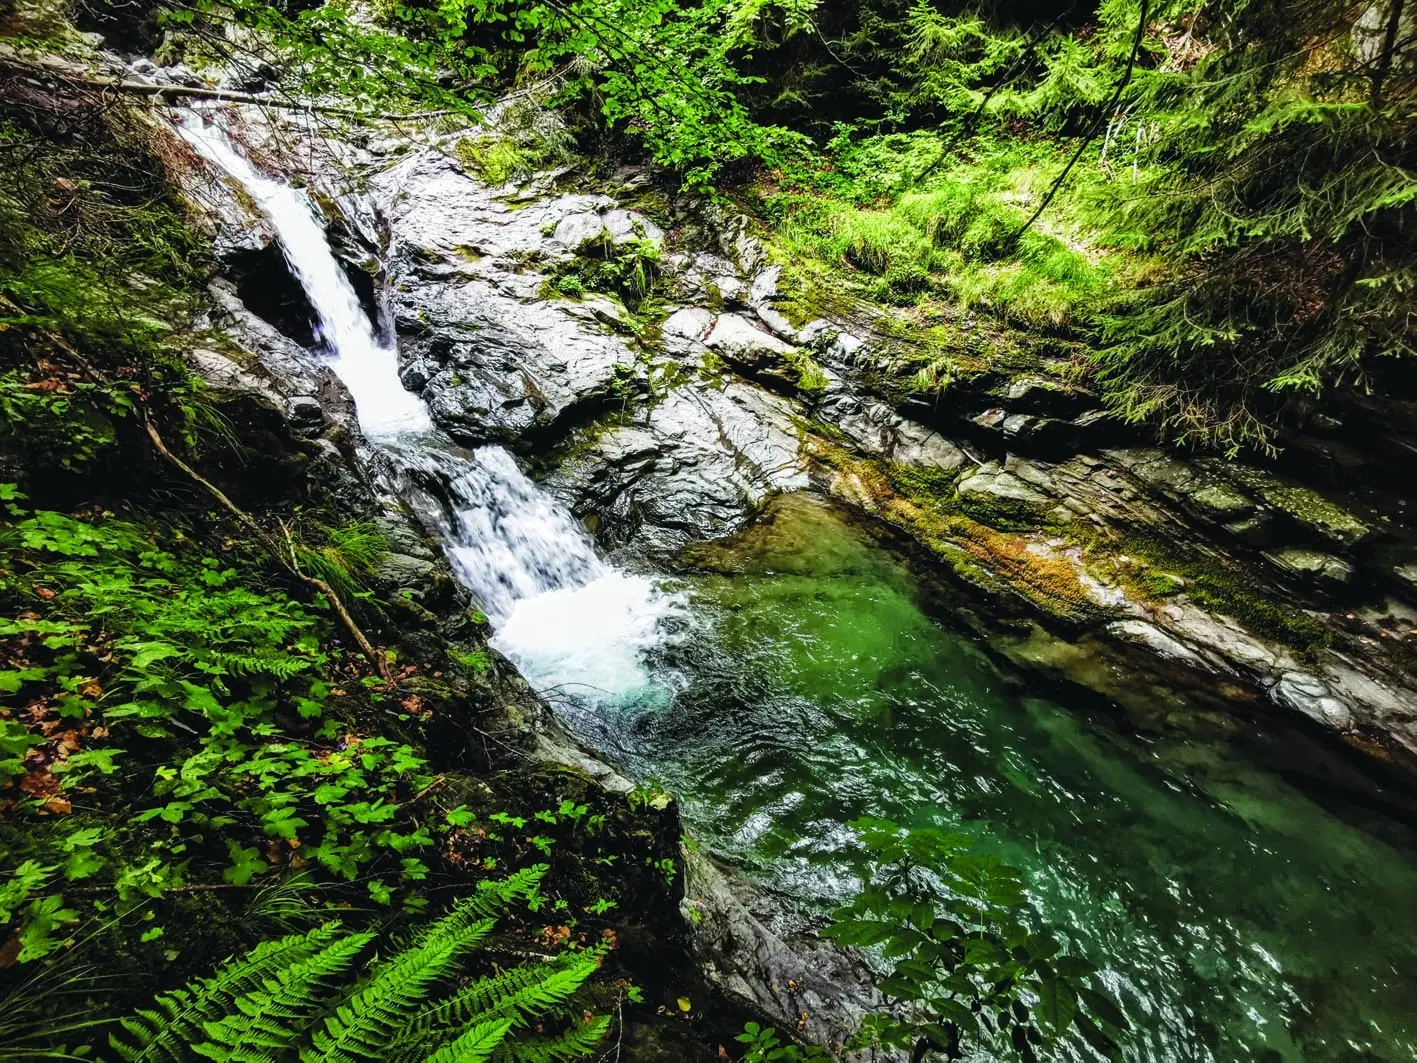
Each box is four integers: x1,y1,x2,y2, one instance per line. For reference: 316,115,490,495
179,111,680,704
176,113,431,438
391,441,683,704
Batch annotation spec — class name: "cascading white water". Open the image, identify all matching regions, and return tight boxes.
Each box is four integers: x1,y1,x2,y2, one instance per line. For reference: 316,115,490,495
391,441,683,702
179,110,681,704
176,113,432,438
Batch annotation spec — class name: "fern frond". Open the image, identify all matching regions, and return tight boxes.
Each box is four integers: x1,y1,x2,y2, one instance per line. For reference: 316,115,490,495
304,918,496,1063
389,952,603,1063
193,929,374,1062
498,1015,611,1063
447,865,548,927
421,1018,515,1063
207,649,310,680
111,923,345,1063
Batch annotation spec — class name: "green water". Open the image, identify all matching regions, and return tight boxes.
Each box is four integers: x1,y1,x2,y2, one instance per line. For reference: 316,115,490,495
564,494,1417,1061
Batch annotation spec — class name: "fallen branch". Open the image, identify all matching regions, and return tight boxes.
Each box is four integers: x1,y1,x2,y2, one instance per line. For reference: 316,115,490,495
0,55,463,121
143,412,394,683
64,882,259,896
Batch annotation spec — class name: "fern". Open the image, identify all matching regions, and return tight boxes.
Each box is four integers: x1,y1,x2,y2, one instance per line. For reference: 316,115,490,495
421,1019,515,1063
111,923,347,1063
404,955,602,1042
495,1015,612,1063
112,874,608,1063
193,930,374,1062
306,915,497,1063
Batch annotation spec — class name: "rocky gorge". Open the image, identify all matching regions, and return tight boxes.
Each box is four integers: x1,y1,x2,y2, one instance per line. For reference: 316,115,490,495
156,89,1417,1057
191,101,1417,780
6,14,1417,1058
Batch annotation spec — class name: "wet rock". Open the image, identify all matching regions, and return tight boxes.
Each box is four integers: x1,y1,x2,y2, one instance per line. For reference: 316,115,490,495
704,314,802,385
1002,374,1092,417
956,461,1056,528
678,252,748,307
1106,619,1214,672
1216,463,1373,549
662,306,715,350
893,420,967,473
1271,672,1354,731
1220,514,1276,548
1186,482,1256,523
1264,547,1356,589
819,394,965,473
1393,560,1417,602
682,847,902,1062
1155,604,1280,675
552,208,664,250
546,383,809,553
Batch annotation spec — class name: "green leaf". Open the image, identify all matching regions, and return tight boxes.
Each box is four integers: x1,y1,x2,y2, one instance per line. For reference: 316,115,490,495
1036,968,1079,1036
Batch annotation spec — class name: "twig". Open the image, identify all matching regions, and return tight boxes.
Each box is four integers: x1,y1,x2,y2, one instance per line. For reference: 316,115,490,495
1370,0,1408,107
0,58,462,121
1012,0,1152,243
142,412,393,682
397,773,449,810
64,882,259,896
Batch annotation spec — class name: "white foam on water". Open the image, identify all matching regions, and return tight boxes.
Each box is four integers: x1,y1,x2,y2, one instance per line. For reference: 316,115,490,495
493,571,684,707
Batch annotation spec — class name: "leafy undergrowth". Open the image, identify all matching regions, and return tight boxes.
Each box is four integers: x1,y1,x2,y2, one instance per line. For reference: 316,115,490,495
755,130,1143,334
0,64,662,1060
109,867,615,1063
0,494,443,948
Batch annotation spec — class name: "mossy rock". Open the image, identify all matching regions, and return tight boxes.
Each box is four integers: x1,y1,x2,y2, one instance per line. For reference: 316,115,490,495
955,464,1055,530
1216,463,1372,549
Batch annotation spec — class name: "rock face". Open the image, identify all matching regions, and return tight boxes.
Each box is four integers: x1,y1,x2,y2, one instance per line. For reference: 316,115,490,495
185,105,1417,1054
371,152,644,445
545,381,810,553
360,147,815,552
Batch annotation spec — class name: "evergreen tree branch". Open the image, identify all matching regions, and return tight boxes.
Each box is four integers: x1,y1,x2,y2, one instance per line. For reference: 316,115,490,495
909,0,1079,190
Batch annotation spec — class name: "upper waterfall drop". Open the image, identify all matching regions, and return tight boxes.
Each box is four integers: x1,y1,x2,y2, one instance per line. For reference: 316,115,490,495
175,112,432,438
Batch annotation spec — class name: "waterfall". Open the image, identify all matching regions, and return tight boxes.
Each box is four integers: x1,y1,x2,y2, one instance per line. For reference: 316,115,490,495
179,110,681,704
389,440,683,702
176,113,432,438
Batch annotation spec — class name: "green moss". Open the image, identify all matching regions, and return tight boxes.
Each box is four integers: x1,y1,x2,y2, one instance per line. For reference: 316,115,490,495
789,350,831,393
888,461,963,504
1139,571,1186,597
1079,526,1334,655
802,436,1108,625
544,236,663,311
1217,464,1370,547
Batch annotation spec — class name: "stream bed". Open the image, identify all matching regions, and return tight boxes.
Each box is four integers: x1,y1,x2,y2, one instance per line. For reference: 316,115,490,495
536,493,1417,1063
